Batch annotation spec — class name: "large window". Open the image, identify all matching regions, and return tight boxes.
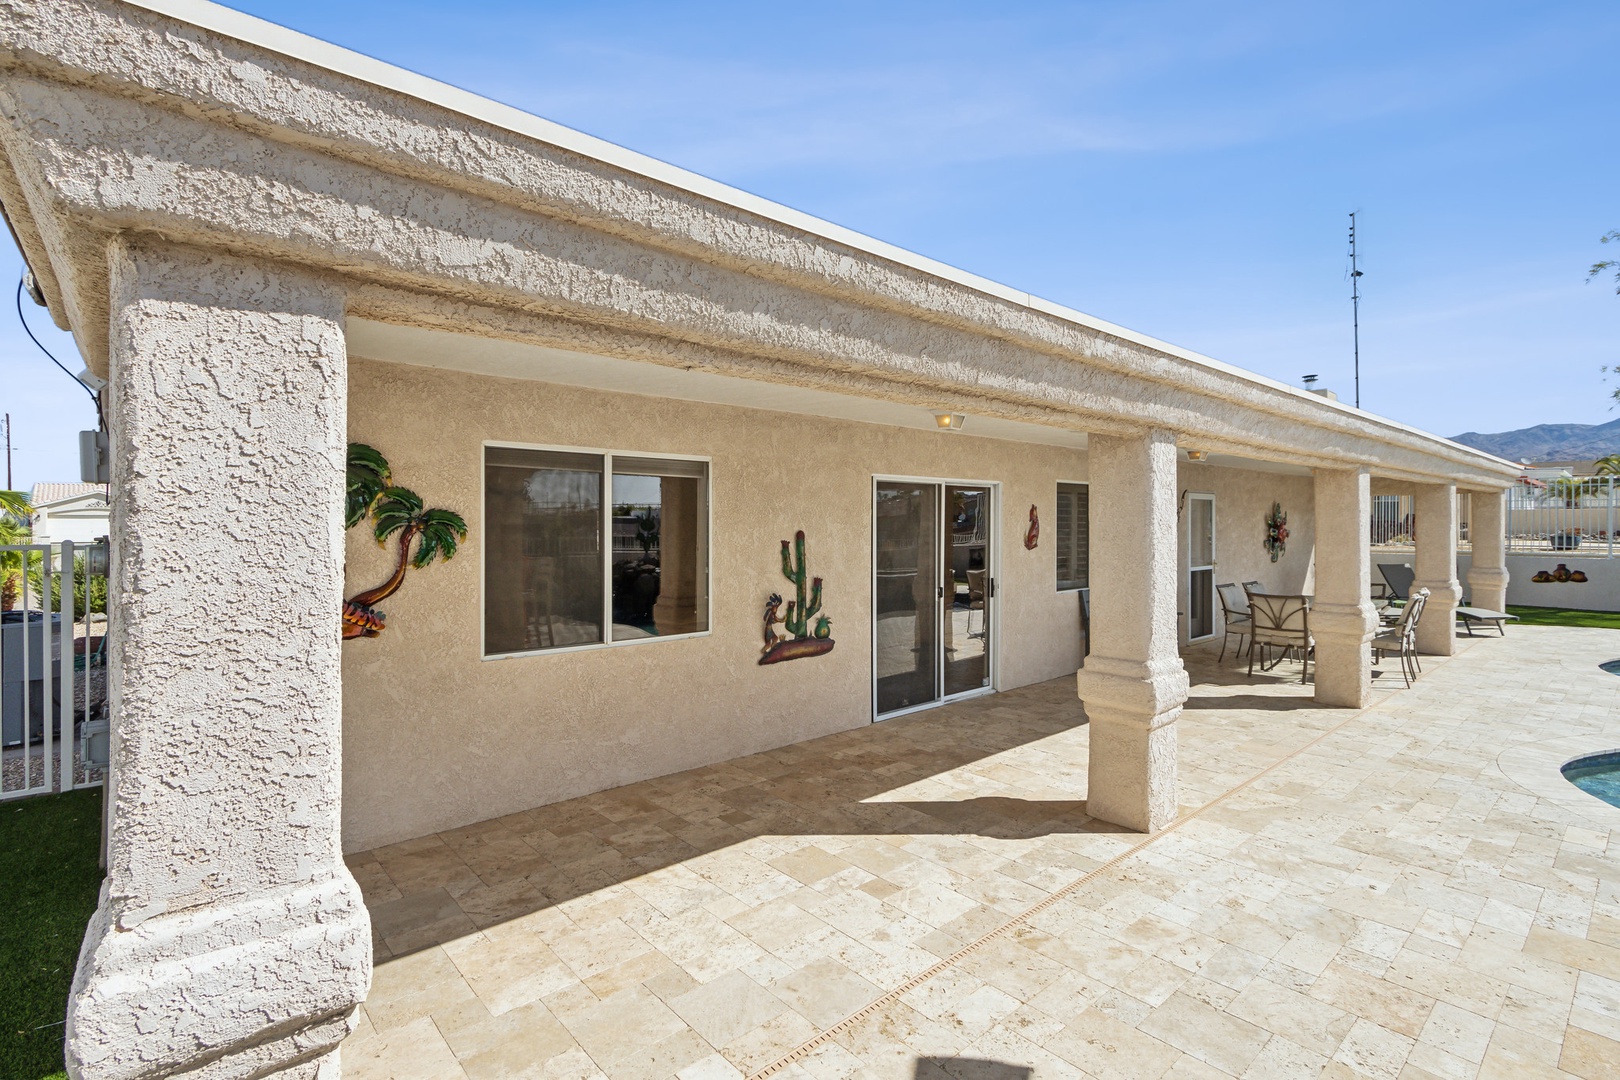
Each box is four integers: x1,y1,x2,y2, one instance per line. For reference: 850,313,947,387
485,446,709,657
1055,482,1089,591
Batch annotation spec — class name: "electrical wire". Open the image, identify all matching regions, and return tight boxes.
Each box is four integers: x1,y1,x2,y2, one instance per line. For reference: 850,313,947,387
15,275,103,431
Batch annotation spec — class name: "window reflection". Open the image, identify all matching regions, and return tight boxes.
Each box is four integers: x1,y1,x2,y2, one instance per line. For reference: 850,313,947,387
610,457,709,641
486,448,603,654
484,447,709,656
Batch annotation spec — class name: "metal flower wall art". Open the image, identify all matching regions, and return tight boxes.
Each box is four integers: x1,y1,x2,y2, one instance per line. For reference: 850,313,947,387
760,530,835,664
342,443,468,640
1264,501,1289,563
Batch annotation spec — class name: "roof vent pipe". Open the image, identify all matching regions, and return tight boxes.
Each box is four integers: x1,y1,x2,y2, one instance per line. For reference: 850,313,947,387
1301,374,1338,402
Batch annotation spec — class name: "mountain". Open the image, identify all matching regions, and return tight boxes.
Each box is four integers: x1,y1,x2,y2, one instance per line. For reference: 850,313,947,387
1449,419,1620,463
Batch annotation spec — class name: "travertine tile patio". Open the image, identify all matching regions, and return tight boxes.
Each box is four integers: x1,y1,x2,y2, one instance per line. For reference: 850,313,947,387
342,628,1620,1079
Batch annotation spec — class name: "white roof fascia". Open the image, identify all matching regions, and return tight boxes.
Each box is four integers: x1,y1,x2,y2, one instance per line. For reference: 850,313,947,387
118,0,1515,474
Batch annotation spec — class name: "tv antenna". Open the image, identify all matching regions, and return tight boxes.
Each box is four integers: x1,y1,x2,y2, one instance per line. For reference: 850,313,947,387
1348,212,1363,409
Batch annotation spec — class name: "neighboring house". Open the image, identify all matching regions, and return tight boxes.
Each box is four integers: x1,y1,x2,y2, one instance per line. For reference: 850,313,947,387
28,481,108,548
1526,459,1607,477
0,2,1520,1078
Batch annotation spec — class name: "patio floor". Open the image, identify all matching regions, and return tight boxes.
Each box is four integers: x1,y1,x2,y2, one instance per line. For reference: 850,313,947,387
341,630,1620,1080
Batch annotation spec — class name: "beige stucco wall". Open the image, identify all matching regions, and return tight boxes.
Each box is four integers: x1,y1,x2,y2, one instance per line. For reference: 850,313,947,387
1176,463,1317,644
342,358,1094,851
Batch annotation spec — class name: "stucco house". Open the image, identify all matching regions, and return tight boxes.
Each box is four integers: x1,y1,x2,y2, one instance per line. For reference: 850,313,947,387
28,481,110,548
0,1,1520,1077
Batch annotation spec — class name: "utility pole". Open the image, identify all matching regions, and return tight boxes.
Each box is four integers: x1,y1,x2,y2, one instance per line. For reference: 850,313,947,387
1348,213,1363,409
3,412,10,489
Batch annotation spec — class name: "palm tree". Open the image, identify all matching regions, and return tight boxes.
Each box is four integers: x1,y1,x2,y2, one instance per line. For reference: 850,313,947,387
0,491,32,610
1595,454,1620,477
1549,476,1588,510
342,444,467,639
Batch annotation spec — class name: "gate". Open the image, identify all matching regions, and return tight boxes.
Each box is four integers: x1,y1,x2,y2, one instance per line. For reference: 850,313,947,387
1,539,108,800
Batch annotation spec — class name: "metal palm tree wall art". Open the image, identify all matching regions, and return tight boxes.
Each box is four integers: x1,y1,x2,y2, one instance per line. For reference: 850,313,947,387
342,443,468,640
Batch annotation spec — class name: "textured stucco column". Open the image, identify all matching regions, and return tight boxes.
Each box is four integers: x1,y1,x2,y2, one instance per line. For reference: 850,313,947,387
1413,481,1461,657
66,239,369,1080
1076,429,1186,832
1312,468,1377,707
1467,489,1509,612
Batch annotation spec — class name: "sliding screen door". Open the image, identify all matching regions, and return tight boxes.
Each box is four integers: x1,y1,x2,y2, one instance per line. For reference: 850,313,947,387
874,480,995,718
874,482,940,715
943,485,992,698
1188,492,1216,641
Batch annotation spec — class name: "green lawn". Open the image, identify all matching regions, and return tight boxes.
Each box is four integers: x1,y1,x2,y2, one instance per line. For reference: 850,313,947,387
0,787,103,1080
1506,605,1620,630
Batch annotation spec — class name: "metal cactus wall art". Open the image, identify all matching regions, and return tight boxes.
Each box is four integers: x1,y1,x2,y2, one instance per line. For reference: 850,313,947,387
342,443,468,640
760,530,835,664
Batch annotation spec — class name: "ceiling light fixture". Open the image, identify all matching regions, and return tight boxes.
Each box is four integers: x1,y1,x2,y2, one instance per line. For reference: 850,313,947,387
1186,449,1209,462
933,412,965,432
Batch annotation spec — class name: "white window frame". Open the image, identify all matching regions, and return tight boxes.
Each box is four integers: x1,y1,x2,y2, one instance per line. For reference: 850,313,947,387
1055,479,1090,593
481,440,713,661
870,473,1003,723
1186,490,1218,643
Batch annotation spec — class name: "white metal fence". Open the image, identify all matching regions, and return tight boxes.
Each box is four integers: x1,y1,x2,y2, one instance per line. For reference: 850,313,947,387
1369,494,1474,553
1370,495,1417,549
1,539,108,801
1507,476,1618,557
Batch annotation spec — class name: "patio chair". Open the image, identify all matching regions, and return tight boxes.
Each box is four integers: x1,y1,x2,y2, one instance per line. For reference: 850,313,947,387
1453,585,1517,637
1378,563,1415,601
1216,582,1251,662
966,569,988,639
1242,580,1265,595
1246,592,1313,684
1455,605,1517,637
1078,588,1091,660
1373,587,1429,687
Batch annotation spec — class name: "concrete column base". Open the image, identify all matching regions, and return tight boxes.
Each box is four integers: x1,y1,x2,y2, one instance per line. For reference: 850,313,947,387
1467,490,1510,614
1467,564,1509,614
1414,483,1460,657
1078,655,1187,832
1311,602,1376,708
268,1047,343,1080
1086,706,1180,832
1311,467,1374,707
67,875,369,1080
66,239,369,1080
1413,579,1460,656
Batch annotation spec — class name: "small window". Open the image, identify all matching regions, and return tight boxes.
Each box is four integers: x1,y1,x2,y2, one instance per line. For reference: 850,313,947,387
485,446,709,656
1056,483,1089,591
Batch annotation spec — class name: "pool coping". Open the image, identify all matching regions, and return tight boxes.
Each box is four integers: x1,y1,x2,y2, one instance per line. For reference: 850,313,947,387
1496,733,1620,822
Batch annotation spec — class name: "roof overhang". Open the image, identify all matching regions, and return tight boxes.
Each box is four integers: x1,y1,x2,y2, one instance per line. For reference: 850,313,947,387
0,0,1520,490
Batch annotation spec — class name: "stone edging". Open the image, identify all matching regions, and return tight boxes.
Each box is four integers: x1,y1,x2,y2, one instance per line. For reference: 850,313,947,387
1495,734,1620,825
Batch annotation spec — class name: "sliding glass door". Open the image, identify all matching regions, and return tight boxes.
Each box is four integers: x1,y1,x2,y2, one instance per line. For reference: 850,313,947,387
1188,492,1216,641
874,480,995,718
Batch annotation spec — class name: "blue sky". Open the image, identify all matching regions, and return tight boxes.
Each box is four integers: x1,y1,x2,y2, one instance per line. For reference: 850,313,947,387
2,0,1616,490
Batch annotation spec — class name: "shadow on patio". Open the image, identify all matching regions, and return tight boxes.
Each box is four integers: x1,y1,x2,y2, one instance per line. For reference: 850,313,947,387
342,643,1424,1080
348,645,1384,960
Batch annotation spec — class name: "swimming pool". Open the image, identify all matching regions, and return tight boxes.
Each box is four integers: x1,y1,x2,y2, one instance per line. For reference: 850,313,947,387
1602,659,1620,676
1563,751,1620,809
